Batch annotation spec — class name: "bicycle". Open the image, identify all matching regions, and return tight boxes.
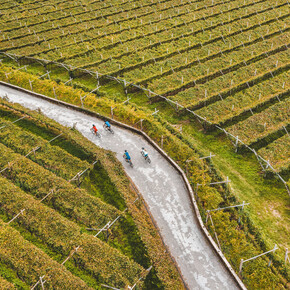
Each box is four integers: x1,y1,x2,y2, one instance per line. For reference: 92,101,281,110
141,151,151,163
90,128,101,138
104,125,114,134
123,155,134,168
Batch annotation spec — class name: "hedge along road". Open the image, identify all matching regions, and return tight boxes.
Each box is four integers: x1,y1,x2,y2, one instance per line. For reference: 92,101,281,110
0,83,240,290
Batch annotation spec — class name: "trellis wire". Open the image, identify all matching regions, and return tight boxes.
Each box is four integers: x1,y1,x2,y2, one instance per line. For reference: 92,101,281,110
31,275,46,290
196,176,230,193
1,43,288,197
102,265,153,290
199,152,215,160
29,167,144,289
0,115,26,130
2,50,287,192
206,201,249,224
0,133,63,174
239,244,278,274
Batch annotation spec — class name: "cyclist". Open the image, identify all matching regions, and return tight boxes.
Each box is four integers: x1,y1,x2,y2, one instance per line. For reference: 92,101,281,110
92,124,98,134
141,147,148,159
123,150,131,161
103,120,111,129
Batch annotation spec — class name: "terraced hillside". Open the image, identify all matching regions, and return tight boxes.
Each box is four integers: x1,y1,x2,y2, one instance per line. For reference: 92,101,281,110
0,98,183,289
0,0,289,177
1,66,290,289
0,0,289,288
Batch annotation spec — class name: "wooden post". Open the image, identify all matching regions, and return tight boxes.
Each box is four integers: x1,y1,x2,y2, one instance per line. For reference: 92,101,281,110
77,173,81,187
235,136,239,152
39,276,45,290
53,87,57,99
285,248,289,264
29,79,33,91
111,107,115,119
239,259,244,274
205,210,210,225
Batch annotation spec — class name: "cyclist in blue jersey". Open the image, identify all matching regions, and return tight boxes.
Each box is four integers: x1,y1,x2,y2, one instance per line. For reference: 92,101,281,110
103,120,111,129
103,120,114,134
123,150,131,161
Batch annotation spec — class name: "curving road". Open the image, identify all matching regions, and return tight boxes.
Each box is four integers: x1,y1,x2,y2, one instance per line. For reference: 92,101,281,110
0,84,239,290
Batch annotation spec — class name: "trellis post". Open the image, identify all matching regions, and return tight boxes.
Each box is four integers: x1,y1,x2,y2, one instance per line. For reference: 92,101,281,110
111,106,115,119
53,86,57,99
122,97,131,105
151,108,159,116
29,79,33,91
185,158,195,176
7,209,25,224
239,244,278,274
64,77,73,85
285,248,289,264
199,152,215,160
235,136,239,152
61,245,81,265
200,152,215,172
39,276,45,290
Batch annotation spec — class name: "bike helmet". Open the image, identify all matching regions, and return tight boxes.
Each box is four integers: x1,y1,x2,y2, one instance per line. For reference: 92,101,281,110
125,150,127,152
142,147,144,150
93,124,95,126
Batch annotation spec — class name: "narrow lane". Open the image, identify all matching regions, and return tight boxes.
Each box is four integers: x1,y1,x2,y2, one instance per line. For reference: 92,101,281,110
0,84,239,290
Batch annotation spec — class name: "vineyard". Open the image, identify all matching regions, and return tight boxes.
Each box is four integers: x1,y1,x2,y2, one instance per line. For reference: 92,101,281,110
0,0,288,177
0,98,183,289
0,0,289,288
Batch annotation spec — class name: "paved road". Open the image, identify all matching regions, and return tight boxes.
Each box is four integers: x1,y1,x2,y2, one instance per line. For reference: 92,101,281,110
0,84,239,290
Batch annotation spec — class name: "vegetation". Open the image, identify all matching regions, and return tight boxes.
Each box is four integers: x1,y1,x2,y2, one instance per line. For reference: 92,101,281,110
0,99,183,289
0,219,90,289
228,98,290,146
258,134,290,174
0,0,289,287
0,64,289,288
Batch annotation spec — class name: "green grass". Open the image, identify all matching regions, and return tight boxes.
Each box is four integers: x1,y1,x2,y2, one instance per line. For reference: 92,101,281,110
183,125,289,258
0,261,28,289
